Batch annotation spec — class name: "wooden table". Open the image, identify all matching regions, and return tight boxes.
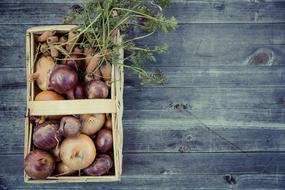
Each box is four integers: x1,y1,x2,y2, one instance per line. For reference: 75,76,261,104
0,0,285,189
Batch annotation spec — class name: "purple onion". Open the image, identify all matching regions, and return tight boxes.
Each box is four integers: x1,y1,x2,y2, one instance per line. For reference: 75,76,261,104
86,80,109,99
24,150,55,179
84,154,113,176
95,128,113,153
59,116,82,137
33,121,61,150
49,65,78,99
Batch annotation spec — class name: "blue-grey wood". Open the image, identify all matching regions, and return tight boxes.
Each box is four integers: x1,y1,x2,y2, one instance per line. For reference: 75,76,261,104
0,0,285,189
0,1,285,24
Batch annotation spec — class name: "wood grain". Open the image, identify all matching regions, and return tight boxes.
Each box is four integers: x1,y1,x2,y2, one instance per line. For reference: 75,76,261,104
0,154,285,189
0,1,285,24
0,0,285,188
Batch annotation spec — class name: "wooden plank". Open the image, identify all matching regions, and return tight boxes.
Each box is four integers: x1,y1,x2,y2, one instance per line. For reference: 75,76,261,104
0,154,285,189
0,174,285,190
4,66,285,89
1,44,285,68
1,112,285,154
0,2,285,24
1,24,284,61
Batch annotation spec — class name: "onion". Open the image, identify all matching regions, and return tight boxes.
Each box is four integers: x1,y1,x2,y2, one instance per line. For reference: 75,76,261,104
60,116,81,137
95,129,113,153
73,83,86,99
56,162,76,176
80,114,105,135
60,134,96,170
63,54,83,70
104,114,112,130
84,69,102,82
24,150,55,179
100,61,112,81
35,90,65,101
84,154,113,176
86,53,100,74
33,121,61,150
86,80,109,99
49,65,78,99
30,56,55,91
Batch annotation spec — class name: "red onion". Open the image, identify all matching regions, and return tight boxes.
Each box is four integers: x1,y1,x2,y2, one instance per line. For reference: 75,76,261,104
95,128,113,153
84,154,113,176
49,65,78,99
60,116,82,137
24,150,55,179
73,83,86,99
63,54,84,71
86,80,109,99
33,121,61,150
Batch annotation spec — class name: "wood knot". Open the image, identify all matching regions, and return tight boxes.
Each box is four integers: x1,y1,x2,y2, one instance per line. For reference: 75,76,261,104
214,3,225,11
174,103,191,112
224,174,237,185
178,145,191,153
248,48,274,65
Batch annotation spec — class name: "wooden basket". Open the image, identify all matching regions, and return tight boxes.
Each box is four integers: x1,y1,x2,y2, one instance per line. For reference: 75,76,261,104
24,25,124,183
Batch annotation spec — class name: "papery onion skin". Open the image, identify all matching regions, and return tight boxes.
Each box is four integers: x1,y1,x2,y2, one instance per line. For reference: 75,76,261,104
49,65,78,99
86,80,109,99
104,114,112,130
95,128,113,153
24,150,55,179
56,162,76,176
35,90,65,101
60,116,82,137
84,154,113,176
33,121,61,150
31,56,55,91
60,134,96,170
80,114,105,135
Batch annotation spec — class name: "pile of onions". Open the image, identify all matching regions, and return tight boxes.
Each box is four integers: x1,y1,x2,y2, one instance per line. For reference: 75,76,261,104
24,150,55,179
60,134,96,170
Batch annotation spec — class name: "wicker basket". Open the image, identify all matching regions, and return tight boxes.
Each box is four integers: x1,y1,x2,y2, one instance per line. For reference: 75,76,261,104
24,25,124,183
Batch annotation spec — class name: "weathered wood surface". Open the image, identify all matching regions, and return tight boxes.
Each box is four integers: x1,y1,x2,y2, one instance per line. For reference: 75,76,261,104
1,1,285,24
0,0,285,189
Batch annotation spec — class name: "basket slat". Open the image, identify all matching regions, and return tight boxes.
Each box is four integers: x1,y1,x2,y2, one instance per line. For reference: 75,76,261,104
28,99,116,115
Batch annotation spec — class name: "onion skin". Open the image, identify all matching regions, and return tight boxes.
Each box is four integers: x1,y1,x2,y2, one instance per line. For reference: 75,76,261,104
51,146,61,162
104,114,112,130
56,162,76,176
95,129,113,153
49,65,78,99
24,150,55,179
35,90,65,101
60,116,82,137
33,121,61,150
100,61,112,81
86,80,109,99
86,53,100,74
80,114,105,135
37,31,56,42
84,154,113,176
74,83,86,99
60,134,96,170
31,56,55,91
